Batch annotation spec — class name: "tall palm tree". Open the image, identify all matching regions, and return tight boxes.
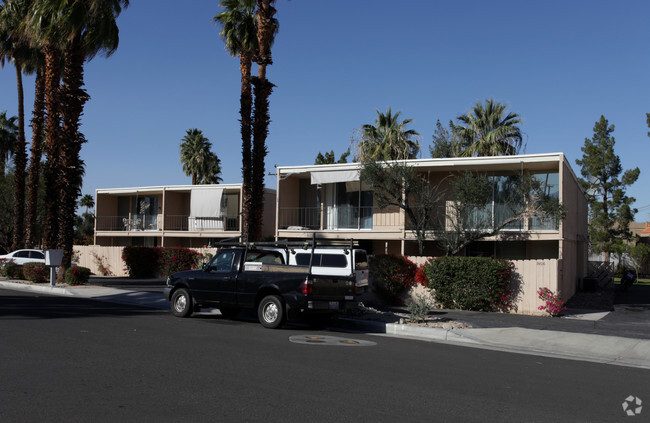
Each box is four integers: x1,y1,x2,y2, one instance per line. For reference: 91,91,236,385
25,0,128,273
79,193,94,214
0,1,35,250
214,0,258,235
455,99,523,157
0,111,17,175
249,0,277,241
359,107,421,161
180,129,222,185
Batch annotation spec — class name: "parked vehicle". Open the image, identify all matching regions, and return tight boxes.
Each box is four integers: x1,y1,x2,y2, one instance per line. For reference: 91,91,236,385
0,249,45,266
621,269,637,291
163,237,358,328
286,248,369,292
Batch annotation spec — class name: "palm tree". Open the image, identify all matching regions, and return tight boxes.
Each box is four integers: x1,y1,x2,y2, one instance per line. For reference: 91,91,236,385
24,0,128,273
79,193,94,214
455,99,523,157
249,0,277,241
180,129,222,185
358,108,421,161
214,0,258,235
0,111,17,175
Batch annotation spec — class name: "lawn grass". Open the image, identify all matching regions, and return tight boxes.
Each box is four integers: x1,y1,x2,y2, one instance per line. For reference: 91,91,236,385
615,277,650,286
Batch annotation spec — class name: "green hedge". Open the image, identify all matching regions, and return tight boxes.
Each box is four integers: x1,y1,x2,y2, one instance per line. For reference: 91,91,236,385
122,246,203,278
422,256,515,312
369,254,418,305
0,261,23,279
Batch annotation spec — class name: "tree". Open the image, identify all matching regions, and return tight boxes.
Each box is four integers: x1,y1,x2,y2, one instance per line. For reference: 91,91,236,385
440,172,566,256
214,0,258,236
576,115,640,262
248,0,278,241
430,119,464,158
315,150,349,165
215,0,277,241
455,99,523,157
0,111,17,175
357,108,420,161
360,159,442,255
626,241,650,278
24,0,129,275
180,129,223,185
79,193,94,214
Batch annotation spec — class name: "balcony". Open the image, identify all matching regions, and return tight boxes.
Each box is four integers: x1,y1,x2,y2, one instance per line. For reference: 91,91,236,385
96,215,240,232
279,206,401,231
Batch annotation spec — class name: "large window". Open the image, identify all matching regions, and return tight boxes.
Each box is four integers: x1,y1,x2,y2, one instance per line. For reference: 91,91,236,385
325,182,373,230
529,172,559,230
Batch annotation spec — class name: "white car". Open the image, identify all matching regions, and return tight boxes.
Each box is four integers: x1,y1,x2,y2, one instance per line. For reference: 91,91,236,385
0,249,46,265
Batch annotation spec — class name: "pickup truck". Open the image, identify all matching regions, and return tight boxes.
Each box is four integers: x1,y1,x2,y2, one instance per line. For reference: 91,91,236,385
163,245,357,328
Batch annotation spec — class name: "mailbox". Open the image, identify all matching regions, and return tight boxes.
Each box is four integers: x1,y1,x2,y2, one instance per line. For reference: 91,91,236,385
45,249,64,267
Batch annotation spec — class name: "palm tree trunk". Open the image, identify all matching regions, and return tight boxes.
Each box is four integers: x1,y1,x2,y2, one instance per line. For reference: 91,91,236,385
42,45,62,250
12,60,27,251
239,52,253,236
57,36,89,277
25,66,46,248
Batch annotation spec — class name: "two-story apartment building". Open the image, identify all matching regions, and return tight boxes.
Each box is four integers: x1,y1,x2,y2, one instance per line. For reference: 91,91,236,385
274,153,589,301
94,184,276,247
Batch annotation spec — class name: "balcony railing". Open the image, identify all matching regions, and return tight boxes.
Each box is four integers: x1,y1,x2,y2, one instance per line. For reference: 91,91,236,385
279,206,399,230
96,215,239,232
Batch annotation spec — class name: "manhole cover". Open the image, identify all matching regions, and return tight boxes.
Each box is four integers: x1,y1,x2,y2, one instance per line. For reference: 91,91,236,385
289,335,376,346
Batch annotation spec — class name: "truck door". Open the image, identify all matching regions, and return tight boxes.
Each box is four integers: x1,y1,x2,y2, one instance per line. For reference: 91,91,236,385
192,250,239,306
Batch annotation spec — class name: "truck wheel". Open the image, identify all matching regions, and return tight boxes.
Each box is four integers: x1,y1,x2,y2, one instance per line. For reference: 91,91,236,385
258,295,285,329
171,288,193,317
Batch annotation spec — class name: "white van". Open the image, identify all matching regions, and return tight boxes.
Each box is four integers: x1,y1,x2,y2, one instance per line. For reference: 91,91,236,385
286,248,369,292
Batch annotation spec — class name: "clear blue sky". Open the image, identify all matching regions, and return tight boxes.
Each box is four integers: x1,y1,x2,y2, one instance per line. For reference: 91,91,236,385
1,0,649,219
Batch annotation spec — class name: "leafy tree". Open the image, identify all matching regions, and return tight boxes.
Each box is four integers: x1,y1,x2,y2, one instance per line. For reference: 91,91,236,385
315,150,349,165
357,108,420,161
360,160,443,255
455,99,523,157
0,111,17,175
440,172,566,256
430,119,464,158
626,241,650,278
180,129,223,185
575,115,640,262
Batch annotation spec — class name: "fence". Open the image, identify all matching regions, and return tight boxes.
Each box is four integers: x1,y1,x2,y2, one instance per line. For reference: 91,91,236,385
74,245,217,278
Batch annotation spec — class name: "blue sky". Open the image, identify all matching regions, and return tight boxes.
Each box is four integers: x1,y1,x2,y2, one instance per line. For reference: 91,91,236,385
1,0,649,219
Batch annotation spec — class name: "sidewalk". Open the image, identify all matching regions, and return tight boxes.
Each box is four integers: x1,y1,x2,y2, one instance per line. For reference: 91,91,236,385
2,278,650,370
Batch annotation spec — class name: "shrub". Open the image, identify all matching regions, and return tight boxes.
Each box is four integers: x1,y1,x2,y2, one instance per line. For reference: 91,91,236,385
91,251,113,276
407,292,437,323
423,256,515,312
537,287,566,317
22,262,49,283
158,247,203,278
122,247,159,278
64,266,91,285
369,254,418,305
1,260,24,279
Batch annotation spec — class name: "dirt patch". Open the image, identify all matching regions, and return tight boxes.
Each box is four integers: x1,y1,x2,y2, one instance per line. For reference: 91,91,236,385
343,304,470,329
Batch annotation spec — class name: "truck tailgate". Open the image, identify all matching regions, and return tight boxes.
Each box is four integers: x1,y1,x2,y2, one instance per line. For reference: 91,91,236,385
310,276,356,300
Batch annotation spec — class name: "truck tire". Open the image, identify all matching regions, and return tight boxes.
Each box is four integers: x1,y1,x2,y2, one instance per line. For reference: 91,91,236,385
258,295,285,329
171,288,193,317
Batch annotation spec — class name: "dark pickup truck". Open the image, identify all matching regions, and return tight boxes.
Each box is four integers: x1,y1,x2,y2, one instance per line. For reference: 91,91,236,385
163,245,357,328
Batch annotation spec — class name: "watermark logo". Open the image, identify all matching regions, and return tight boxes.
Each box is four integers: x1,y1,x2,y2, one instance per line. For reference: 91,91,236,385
622,396,642,416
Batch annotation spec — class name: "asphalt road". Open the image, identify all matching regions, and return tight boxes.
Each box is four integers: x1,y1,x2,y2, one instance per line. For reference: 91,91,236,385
1,289,648,422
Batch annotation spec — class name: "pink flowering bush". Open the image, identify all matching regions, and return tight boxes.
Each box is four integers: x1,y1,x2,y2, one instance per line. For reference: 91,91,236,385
369,254,418,305
158,247,203,278
537,287,566,317
64,266,91,285
22,263,49,283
